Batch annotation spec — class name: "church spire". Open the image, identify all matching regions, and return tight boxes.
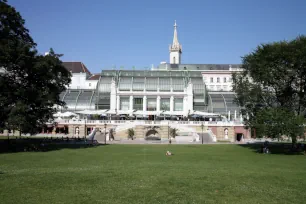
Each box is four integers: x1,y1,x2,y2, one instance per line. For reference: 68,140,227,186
169,20,182,64
170,20,182,52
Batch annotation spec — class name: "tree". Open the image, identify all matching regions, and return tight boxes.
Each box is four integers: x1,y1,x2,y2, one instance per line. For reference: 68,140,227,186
169,128,179,138
233,36,306,144
127,128,135,140
0,0,71,135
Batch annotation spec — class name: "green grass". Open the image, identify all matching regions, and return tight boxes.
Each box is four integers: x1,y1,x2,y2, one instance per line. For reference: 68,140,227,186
0,145,306,204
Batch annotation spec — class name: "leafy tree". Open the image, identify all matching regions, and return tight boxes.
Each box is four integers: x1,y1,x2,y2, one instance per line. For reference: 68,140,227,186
233,36,306,144
0,0,71,135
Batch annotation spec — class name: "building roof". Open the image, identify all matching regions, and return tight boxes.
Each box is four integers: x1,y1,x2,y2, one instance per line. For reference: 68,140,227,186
88,74,100,80
157,63,242,71
62,62,91,74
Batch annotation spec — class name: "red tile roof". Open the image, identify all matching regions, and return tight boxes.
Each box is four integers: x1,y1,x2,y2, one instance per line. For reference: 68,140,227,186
62,62,91,74
88,74,100,80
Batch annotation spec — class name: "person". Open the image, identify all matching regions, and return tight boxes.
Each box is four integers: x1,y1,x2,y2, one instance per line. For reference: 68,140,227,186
166,151,172,156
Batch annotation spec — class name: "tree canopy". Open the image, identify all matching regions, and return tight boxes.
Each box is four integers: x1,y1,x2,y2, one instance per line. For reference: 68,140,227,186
0,0,71,134
233,36,306,143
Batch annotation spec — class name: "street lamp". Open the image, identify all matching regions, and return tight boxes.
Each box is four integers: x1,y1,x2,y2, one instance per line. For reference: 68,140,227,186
201,122,204,144
84,117,87,142
104,123,107,145
168,121,170,140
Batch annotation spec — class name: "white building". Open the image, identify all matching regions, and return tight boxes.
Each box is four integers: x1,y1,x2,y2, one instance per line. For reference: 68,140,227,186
60,21,243,118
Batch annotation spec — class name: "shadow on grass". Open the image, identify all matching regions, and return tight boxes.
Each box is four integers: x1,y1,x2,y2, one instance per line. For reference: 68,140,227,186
0,138,109,154
239,142,306,155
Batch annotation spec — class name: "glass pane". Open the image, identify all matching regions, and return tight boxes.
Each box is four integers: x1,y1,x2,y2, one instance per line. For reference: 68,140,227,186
160,98,170,111
147,98,156,111
174,98,183,111
120,97,129,110
133,98,143,110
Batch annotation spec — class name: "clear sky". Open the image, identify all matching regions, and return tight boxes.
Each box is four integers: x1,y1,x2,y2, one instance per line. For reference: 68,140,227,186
8,0,306,73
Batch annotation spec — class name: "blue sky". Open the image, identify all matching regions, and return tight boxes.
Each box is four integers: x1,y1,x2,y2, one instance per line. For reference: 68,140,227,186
9,0,306,73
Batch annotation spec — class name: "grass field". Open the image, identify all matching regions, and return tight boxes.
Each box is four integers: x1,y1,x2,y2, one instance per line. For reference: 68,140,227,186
0,144,306,204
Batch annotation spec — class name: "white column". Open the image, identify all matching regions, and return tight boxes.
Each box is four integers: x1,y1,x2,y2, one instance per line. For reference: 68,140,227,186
116,96,120,111
240,114,243,122
183,96,188,116
110,79,117,110
228,111,231,121
170,96,174,112
156,96,161,112
187,82,193,113
129,96,134,111
143,96,147,111
234,110,237,120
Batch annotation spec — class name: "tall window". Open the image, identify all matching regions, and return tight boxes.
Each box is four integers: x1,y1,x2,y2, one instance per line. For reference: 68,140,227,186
120,97,129,110
217,77,220,83
147,98,157,111
160,98,170,111
224,77,227,83
133,98,143,110
173,57,176,64
174,98,183,111
210,77,213,83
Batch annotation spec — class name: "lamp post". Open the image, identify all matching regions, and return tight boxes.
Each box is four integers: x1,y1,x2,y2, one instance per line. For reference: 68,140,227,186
168,121,169,140
84,117,87,142
201,122,204,144
104,123,107,145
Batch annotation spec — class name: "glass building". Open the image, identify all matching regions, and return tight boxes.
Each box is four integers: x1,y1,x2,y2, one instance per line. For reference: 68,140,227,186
58,21,242,118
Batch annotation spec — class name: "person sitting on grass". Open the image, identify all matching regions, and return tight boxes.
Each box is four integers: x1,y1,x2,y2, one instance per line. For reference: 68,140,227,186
166,151,172,156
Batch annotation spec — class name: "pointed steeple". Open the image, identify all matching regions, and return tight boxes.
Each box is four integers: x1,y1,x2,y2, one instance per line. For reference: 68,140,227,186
169,20,182,64
172,20,179,47
169,20,182,53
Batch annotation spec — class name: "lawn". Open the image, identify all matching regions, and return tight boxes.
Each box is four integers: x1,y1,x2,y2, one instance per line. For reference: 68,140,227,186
0,144,306,204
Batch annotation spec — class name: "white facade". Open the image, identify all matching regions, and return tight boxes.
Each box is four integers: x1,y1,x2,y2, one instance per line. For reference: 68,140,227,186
109,79,194,117
202,71,233,91
202,67,244,91
67,72,98,90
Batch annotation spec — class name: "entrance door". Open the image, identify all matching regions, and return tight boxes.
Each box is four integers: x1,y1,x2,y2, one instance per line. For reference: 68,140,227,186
236,133,243,141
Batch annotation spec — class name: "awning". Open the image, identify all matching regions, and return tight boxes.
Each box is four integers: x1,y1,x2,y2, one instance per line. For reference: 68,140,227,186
53,111,78,117
162,111,185,116
191,111,220,117
76,110,108,115
106,110,134,115
133,111,159,115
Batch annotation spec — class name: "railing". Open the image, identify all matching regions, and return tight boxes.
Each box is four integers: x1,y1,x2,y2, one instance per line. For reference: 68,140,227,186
54,119,244,126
